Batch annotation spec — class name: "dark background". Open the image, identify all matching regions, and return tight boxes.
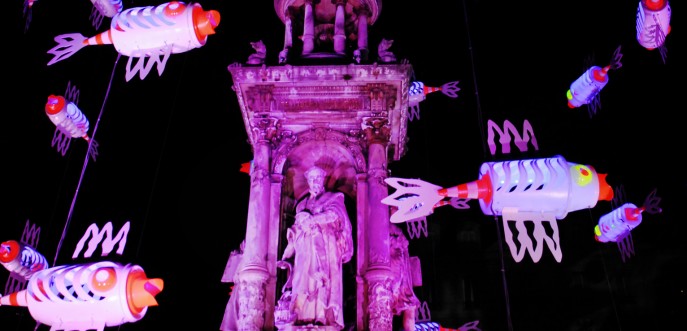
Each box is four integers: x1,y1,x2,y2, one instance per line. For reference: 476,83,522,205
3,0,684,330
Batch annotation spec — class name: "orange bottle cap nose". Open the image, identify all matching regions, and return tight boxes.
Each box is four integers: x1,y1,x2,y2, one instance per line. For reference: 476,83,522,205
195,9,221,38
45,95,66,115
0,240,20,263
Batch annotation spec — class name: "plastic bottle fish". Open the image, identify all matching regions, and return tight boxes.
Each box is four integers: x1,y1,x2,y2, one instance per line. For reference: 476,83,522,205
408,81,460,121
0,240,48,280
91,0,123,17
636,0,671,63
0,261,163,331
47,1,221,81
45,95,91,142
594,189,662,243
383,155,613,224
566,46,623,116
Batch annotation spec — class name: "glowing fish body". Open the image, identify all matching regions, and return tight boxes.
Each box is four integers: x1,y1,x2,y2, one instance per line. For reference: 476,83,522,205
383,155,614,224
566,66,609,108
90,0,123,17
0,261,164,331
594,203,644,242
45,95,90,141
636,0,671,50
0,240,48,280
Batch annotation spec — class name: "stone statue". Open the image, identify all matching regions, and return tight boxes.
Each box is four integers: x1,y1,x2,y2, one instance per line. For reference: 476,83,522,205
280,166,354,328
389,224,421,331
246,40,266,65
220,240,246,331
377,38,397,63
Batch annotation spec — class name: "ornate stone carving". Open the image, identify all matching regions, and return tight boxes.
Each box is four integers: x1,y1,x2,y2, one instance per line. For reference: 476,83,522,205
236,278,267,331
367,279,393,331
251,116,280,143
247,85,274,113
246,40,266,65
251,166,269,186
367,166,387,187
273,129,366,175
361,117,390,145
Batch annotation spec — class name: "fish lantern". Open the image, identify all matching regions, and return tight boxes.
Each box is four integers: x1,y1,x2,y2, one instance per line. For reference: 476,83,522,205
0,261,164,330
47,1,221,81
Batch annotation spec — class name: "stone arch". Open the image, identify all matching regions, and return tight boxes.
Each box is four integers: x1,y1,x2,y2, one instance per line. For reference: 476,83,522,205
273,128,366,201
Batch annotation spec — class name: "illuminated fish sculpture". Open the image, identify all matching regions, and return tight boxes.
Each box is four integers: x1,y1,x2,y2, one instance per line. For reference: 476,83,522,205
0,240,48,280
382,155,614,262
636,0,671,63
88,0,124,30
47,1,221,81
566,46,623,117
0,261,163,331
408,81,460,121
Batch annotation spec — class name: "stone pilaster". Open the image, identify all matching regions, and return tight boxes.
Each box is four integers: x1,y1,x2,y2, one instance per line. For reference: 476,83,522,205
362,117,393,330
237,117,279,330
265,173,284,330
236,267,269,331
355,172,368,330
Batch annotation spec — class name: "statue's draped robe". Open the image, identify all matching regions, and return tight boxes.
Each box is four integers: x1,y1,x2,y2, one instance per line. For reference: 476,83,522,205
284,191,353,328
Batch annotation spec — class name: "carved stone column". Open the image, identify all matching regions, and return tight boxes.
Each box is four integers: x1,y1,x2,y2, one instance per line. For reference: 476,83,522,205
265,173,284,330
280,8,295,63
355,173,368,330
236,117,278,331
362,117,393,331
355,6,370,61
333,0,347,54
302,0,317,55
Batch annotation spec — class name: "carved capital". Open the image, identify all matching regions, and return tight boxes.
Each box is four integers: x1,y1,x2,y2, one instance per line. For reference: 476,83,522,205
331,0,346,6
354,4,370,17
361,117,390,144
251,117,280,143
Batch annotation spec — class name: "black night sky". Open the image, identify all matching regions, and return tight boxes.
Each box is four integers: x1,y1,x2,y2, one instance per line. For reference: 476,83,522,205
3,1,685,330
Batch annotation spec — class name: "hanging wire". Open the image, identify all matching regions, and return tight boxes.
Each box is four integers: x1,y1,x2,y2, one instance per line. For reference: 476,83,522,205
133,53,189,260
587,207,623,330
51,53,122,267
460,1,513,330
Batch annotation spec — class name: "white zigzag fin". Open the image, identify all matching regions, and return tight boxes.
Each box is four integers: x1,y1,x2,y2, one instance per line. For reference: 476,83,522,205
502,208,562,263
383,177,443,224
125,45,172,81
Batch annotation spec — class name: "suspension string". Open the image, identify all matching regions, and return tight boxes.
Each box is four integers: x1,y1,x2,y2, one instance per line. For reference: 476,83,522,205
587,208,623,330
461,1,513,330
462,0,489,158
52,54,121,267
133,53,189,260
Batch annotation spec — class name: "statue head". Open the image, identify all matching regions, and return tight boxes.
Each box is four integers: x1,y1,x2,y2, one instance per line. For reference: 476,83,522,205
304,166,327,197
